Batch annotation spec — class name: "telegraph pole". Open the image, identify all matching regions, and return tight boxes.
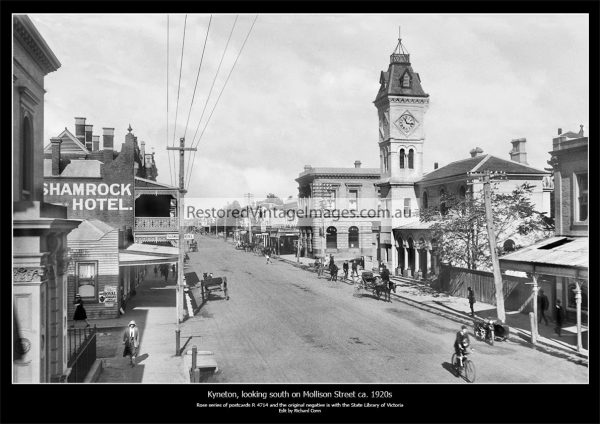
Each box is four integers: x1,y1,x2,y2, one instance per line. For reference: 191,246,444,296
167,137,196,355
468,171,506,323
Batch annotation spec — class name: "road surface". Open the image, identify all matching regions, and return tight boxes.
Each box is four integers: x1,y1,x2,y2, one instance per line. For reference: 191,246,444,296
181,236,587,383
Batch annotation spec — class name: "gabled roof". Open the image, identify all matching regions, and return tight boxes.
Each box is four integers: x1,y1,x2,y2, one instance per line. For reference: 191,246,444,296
134,176,178,190
418,154,548,184
69,219,116,241
43,128,89,155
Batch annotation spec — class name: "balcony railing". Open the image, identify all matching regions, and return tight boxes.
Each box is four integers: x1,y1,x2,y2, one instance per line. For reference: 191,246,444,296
135,217,179,232
66,326,97,383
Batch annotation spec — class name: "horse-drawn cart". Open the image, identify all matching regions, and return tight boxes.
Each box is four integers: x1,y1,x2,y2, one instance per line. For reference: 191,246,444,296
354,271,390,300
201,274,229,301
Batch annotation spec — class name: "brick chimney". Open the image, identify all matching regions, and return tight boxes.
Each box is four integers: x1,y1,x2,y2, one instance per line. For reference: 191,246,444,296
509,138,528,164
103,127,115,163
84,124,93,150
74,117,86,144
304,165,312,172
92,135,100,151
434,162,438,170
50,137,62,176
354,160,362,169
470,147,484,158
557,128,562,135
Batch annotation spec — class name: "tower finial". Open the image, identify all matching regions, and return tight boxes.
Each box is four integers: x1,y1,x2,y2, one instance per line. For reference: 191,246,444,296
128,124,132,133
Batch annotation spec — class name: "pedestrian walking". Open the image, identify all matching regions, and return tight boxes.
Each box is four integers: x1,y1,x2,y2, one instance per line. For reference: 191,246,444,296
265,247,271,264
538,289,549,325
380,264,391,301
467,287,476,316
160,264,169,282
72,295,90,328
122,320,140,367
171,264,176,277
153,265,158,277
343,261,349,280
351,260,359,279
554,299,564,337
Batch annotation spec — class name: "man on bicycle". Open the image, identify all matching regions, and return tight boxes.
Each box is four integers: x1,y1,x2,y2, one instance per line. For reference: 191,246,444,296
454,325,470,368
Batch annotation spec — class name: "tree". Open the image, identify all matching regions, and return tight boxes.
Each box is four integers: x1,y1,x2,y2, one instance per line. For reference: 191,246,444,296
420,182,554,272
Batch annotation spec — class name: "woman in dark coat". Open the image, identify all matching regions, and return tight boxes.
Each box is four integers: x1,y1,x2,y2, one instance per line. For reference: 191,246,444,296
72,295,90,328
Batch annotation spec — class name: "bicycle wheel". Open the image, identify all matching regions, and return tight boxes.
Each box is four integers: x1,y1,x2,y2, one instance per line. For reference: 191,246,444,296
450,354,459,376
464,359,476,383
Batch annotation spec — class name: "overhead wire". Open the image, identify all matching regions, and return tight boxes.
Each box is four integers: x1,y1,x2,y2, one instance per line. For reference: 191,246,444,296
171,14,188,185
166,14,174,186
184,15,258,190
184,15,239,188
182,15,213,142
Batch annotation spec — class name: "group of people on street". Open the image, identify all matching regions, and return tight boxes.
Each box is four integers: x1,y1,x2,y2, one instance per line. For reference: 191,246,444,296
314,256,364,282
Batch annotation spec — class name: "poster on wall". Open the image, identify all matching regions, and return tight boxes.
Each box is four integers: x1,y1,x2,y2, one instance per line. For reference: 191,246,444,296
103,285,117,307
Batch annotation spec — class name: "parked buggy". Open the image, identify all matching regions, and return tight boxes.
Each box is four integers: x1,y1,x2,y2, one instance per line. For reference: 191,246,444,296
200,273,229,301
354,271,390,300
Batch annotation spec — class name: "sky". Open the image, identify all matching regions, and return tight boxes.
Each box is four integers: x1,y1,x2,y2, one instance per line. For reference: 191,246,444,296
29,13,589,204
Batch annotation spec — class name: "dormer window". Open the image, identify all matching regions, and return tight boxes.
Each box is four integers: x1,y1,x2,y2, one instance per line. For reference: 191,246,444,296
401,70,412,88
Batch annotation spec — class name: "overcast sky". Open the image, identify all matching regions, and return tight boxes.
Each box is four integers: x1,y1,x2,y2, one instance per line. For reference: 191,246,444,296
30,13,589,202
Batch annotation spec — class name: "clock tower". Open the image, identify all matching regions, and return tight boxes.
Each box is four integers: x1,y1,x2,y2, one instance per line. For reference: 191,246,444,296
374,31,429,273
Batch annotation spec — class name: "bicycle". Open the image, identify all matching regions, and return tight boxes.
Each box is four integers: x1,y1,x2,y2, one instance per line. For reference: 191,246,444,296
451,349,476,383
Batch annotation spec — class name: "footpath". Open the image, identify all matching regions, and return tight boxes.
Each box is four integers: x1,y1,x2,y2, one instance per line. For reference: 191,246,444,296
74,266,188,383
275,253,588,364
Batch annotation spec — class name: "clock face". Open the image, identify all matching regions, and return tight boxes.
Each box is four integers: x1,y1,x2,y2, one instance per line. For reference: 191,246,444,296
395,111,419,135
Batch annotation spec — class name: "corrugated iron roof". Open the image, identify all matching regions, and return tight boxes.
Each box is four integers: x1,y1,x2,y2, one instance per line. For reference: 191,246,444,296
499,236,588,270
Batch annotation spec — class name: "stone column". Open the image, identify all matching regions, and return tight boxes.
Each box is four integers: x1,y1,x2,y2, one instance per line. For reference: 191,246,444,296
414,247,421,279
391,232,398,273
426,249,432,279
403,247,408,277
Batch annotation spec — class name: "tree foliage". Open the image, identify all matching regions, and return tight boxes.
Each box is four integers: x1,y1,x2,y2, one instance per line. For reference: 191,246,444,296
419,183,554,271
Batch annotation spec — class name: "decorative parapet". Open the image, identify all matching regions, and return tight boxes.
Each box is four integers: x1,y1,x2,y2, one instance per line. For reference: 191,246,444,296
134,217,179,232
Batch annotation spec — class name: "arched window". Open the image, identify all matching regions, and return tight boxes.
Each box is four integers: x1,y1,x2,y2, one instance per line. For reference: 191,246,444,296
326,226,337,249
408,149,414,169
503,239,516,252
422,191,428,209
399,148,405,169
348,226,359,248
22,116,33,199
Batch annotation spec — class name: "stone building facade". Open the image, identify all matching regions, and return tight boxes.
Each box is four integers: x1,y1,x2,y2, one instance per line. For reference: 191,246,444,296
13,15,80,383
296,161,380,261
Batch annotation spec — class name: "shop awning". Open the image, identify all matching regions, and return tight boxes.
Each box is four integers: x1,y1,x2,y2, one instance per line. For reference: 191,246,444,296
499,236,588,279
119,243,178,266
